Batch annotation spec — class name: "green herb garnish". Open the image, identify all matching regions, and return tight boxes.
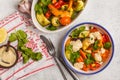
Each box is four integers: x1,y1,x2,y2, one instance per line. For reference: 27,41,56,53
41,0,51,6
84,53,94,65
70,51,80,64
9,30,42,64
104,42,111,49
93,40,99,50
65,44,73,52
35,3,43,14
46,25,57,31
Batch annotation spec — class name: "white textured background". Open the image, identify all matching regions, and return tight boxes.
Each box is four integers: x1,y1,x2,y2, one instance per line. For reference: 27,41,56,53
0,0,120,80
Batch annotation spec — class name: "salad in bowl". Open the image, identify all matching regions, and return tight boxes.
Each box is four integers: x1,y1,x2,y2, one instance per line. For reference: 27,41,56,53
31,0,87,33
62,22,114,74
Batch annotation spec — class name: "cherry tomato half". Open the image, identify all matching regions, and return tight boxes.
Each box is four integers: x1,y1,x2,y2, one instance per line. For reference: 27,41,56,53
59,17,71,26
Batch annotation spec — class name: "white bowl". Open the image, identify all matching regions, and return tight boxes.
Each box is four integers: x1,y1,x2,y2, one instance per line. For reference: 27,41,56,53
62,22,114,75
31,0,88,33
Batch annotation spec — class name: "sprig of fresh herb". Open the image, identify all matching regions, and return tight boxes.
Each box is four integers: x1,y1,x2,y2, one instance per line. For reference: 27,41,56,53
84,53,94,65
70,51,80,64
93,40,99,50
9,30,42,64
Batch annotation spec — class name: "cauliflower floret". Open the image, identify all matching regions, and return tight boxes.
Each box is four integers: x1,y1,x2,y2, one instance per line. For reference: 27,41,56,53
94,53,102,62
85,26,90,30
100,48,106,54
89,33,95,44
74,62,84,70
93,32,102,40
85,50,92,53
70,40,82,52
89,32,102,42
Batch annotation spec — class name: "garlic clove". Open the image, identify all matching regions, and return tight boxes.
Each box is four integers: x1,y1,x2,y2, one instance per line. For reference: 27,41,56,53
18,0,31,15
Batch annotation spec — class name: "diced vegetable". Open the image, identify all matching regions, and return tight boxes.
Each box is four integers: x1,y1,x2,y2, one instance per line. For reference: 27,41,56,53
101,50,109,62
94,53,102,62
65,44,73,52
90,63,101,70
35,3,43,14
45,11,51,19
48,4,63,16
68,0,73,10
46,25,57,31
51,17,60,27
52,0,57,4
70,40,82,52
61,4,68,10
53,0,65,9
48,4,71,17
84,53,94,65
74,62,84,69
65,38,71,46
90,27,98,32
82,64,89,71
76,56,84,62
36,13,50,26
70,26,85,38
65,50,71,60
60,17,71,26
80,50,87,59
93,40,99,50
73,0,84,11
79,30,89,38
41,0,51,6
82,38,91,50
70,51,80,64
71,11,78,19
102,34,109,43
104,42,111,49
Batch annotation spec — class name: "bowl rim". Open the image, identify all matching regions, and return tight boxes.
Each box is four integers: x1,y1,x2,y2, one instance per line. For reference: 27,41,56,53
62,22,114,75
31,0,88,33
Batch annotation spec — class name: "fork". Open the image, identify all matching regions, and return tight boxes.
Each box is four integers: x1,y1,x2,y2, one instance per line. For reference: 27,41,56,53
40,35,67,80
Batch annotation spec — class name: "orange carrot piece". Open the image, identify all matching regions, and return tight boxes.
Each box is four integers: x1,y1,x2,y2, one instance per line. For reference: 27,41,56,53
98,37,103,47
68,0,73,10
80,50,87,59
48,4,71,17
65,38,71,46
90,27,98,32
101,50,109,62
52,0,57,4
82,64,89,71
76,56,84,62
48,4,63,16
90,63,101,70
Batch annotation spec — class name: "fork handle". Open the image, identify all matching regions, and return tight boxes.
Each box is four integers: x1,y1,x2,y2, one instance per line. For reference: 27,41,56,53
54,57,67,80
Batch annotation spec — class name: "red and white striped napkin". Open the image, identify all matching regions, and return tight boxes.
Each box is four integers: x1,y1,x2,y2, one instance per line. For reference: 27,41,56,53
0,12,55,80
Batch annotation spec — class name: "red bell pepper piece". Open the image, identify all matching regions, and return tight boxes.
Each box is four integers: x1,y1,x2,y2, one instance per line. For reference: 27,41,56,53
54,0,65,9
102,34,109,43
45,11,51,19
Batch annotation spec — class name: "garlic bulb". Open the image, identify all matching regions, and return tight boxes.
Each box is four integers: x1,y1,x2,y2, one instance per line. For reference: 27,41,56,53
18,0,31,15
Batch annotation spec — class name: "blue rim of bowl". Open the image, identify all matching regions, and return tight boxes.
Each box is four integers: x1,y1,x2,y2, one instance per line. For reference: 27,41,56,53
62,22,114,75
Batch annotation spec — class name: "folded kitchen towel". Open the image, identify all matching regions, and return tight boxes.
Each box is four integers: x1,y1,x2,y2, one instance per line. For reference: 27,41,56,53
0,12,55,80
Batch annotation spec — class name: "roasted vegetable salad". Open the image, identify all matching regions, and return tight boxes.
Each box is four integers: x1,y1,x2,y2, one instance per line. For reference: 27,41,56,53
35,0,86,31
